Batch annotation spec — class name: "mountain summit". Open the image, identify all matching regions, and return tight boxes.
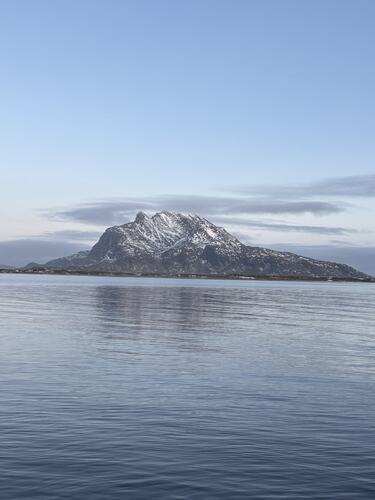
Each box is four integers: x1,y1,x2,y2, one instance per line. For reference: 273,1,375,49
42,211,367,278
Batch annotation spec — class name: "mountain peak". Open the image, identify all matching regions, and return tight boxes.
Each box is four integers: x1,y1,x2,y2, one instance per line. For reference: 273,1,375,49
135,211,149,223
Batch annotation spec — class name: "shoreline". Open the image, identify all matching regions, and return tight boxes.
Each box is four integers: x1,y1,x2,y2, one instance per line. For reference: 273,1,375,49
1,268,374,283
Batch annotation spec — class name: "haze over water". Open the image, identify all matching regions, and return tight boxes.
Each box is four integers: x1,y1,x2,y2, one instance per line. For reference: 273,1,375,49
1,275,375,499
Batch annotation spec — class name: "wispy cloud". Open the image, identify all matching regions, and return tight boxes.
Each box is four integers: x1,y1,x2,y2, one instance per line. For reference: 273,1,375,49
36,229,102,242
0,230,101,266
238,174,375,198
48,174,375,226
49,195,344,226
40,174,373,244
211,217,356,235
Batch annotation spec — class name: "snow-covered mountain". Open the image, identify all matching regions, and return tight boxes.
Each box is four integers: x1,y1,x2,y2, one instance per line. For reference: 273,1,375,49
40,211,368,278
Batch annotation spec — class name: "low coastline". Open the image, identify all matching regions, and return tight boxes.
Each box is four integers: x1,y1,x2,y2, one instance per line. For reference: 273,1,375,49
1,268,374,283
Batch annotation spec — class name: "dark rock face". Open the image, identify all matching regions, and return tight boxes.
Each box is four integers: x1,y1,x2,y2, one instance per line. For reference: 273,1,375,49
43,211,368,278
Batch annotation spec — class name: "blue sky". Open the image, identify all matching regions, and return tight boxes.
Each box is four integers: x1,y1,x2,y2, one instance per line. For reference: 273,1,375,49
0,0,374,271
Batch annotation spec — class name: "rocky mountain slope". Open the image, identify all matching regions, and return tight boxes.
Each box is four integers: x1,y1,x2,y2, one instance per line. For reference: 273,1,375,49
37,211,369,279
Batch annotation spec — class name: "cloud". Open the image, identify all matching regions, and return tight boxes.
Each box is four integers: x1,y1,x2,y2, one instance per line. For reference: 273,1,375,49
50,195,344,226
0,239,90,267
308,175,375,197
211,217,356,235
239,174,375,198
223,199,343,216
50,173,374,227
51,201,153,226
37,229,102,242
0,230,102,267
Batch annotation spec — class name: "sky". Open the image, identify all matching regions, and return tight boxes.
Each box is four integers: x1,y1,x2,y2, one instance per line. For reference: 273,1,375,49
0,0,374,272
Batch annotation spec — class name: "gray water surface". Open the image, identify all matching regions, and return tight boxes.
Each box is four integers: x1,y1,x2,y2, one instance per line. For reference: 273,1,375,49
1,275,375,499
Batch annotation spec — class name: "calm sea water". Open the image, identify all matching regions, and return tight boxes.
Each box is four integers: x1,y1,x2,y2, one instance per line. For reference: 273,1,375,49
1,274,375,499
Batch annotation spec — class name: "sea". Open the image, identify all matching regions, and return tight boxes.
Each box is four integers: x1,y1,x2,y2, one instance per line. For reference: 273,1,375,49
1,274,375,499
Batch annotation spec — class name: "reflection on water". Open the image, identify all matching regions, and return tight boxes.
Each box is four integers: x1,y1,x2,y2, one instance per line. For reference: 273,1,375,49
0,275,375,499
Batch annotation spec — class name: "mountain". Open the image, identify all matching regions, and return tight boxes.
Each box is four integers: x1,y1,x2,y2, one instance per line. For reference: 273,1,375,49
37,211,369,279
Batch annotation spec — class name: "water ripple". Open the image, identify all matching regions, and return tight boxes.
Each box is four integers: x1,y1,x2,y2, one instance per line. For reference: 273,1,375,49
0,275,375,499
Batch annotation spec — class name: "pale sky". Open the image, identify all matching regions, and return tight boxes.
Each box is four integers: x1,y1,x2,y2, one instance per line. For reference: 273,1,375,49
1,0,374,272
